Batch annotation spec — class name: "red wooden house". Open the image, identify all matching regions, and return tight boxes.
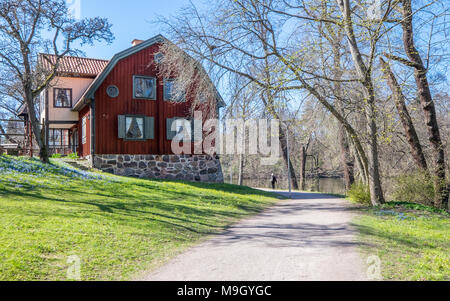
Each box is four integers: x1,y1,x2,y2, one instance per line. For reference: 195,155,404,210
36,35,225,182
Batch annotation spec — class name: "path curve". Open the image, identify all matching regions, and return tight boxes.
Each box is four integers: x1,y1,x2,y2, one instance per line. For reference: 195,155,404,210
143,191,367,281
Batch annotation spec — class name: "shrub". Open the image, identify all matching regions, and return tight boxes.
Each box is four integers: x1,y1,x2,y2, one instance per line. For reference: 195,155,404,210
392,171,435,206
348,182,371,205
51,153,63,159
67,152,79,160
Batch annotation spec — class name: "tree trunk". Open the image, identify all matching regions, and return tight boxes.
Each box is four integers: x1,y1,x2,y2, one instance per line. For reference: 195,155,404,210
21,45,49,164
401,0,448,208
279,126,299,190
337,0,385,205
331,42,355,191
313,155,320,192
352,140,367,184
365,97,385,205
24,87,49,163
299,145,307,191
238,153,244,186
338,123,355,190
380,57,428,171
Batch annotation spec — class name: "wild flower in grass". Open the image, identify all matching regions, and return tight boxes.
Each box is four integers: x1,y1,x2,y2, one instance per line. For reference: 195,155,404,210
397,213,417,221
375,209,417,221
375,210,397,216
0,156,105,183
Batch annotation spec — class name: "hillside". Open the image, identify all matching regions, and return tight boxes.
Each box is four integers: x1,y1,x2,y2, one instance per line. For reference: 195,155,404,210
0,156,280,280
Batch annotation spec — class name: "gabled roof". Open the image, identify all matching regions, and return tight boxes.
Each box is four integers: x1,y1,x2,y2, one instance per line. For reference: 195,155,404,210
73,35,165,111
73,34,226,111
39,54,109,78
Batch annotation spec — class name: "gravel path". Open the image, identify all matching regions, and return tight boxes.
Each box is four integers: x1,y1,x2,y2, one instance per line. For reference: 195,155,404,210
143,191,367,281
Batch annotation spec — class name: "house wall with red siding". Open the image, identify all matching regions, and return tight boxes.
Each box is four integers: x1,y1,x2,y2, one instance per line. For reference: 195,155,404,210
78,106,91,157
94,43,217,155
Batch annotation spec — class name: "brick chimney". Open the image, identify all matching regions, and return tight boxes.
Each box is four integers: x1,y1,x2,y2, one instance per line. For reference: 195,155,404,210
132,39,144,46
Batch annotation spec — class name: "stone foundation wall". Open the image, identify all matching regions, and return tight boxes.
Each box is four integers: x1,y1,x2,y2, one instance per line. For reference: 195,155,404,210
92,154,224,183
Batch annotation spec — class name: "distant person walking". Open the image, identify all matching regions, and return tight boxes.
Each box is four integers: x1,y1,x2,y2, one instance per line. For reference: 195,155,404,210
271,174,277,190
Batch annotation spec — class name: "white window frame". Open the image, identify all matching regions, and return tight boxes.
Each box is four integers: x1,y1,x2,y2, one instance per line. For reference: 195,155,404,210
82,117,87,145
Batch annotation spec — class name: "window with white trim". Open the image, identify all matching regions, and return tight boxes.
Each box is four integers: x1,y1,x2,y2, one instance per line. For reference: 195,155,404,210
82,117,87,145
118,115,154,140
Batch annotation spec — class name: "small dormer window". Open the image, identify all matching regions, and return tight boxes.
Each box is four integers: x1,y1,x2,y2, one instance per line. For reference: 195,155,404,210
154,53,163,64
133,75,156,100
54,88,72,108
164,79,185,102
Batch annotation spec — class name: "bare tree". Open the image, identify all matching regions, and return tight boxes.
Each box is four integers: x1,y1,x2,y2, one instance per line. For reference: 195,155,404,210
226,76,261,186
384,0,448,208
157,0,448,207
334,0,396,204
379,57,428,171
0,0,113,162
156,0,372,191
157,4,303,190
313,9,356,190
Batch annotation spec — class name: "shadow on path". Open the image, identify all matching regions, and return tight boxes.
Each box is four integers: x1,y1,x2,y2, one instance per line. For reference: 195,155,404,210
144,189,367,281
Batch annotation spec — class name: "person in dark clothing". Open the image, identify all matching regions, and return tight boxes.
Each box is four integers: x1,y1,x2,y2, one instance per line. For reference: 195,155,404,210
271,173,277,190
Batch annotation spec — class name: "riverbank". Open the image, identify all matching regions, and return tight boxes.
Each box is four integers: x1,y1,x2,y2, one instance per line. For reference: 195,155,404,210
225,177,346,195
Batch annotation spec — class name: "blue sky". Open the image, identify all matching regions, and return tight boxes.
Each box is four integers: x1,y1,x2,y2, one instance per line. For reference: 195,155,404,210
73,0,201,59
69,0,447,104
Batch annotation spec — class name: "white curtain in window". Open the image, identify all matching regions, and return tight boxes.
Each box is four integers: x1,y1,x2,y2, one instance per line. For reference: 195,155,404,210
126,117,144,139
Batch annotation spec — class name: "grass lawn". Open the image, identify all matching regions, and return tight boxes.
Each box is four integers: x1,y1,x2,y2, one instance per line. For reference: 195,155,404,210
354,202,449,281
0,155,280,281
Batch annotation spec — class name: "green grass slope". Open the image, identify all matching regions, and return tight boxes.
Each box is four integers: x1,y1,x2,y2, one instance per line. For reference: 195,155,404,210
354,203,449,281
0,156,280,280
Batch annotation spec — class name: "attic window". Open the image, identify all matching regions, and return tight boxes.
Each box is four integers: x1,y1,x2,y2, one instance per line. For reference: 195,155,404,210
133,76,156,100
54,88,72,108
164,79,185,102
154,53,163,64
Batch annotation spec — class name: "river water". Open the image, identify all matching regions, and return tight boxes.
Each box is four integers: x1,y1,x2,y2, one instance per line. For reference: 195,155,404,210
225,177,346,195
